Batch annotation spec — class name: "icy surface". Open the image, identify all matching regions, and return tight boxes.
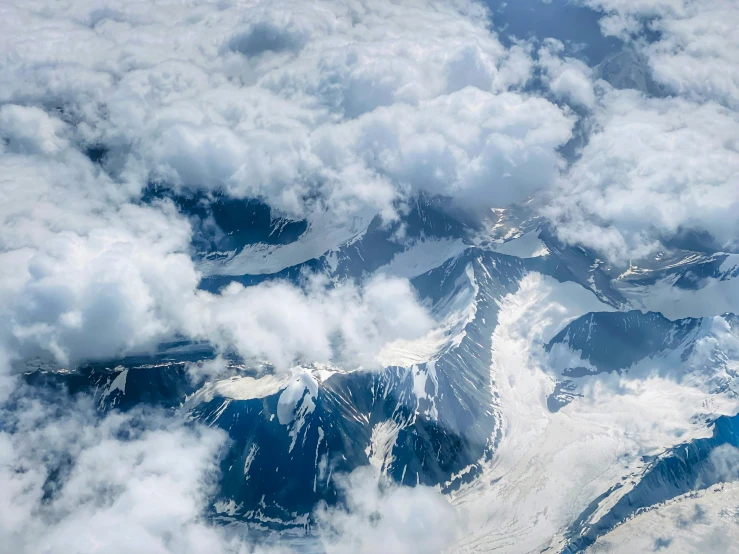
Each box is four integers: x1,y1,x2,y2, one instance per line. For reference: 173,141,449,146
450,274,739,553
186,372,287,406
585,484,739,553
377,238,469,279
617,275,739,320
199,210,374,276
366,420,402,474
490,230,549,259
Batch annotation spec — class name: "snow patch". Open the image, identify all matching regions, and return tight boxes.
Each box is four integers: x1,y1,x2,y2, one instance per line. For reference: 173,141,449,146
366,420,403,474
585,484,739,553
450,273,739,554
213,500,240,516
377,262,478,367
200,210,373,276
378,238,468,279
277,368,319,453
186,372,288,407
617,274,739,320
107,368,127,396
490,230,549,259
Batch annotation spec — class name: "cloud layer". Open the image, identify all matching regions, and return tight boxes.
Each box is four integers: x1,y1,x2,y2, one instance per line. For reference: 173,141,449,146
538,0,739,263
1,0,738,552
0,390,230,554
0,0,573,220
547,88,739,262
0,0,580,377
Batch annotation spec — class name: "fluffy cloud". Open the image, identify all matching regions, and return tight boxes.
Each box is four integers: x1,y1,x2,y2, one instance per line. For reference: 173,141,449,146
316,87,573,213
315,467,459,554
0,384,457,554
706,444,739,484
538,39,596,109
0,0,736,549
544,88,739,263
0,0,571,222
184,274,434,371
0,116,432,378
0,108,197,371
0,389,232,554
0,0,577,376
536,0,738,263
583,0,739,109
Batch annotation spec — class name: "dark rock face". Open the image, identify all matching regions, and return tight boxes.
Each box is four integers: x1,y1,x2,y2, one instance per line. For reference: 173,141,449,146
547,310,700,375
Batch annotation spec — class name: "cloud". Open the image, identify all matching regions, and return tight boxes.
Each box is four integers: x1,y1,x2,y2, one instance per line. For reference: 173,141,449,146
0,0,736,550
0,203,433,371
706,444,739,484
184,273,434,371
315,87,573,214
0,105,69,155
315,466,459,554
541,0,739,262
0,386,232,554
0,0,576,377
0,0,570,222
544,88,739,263
0,381,458,554
582,0,739,109
538,39,597,109
0,89,434,376
0,115,199,371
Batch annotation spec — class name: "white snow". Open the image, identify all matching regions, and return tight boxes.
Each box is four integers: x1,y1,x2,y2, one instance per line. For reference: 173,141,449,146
585,484,739,554
377,263,478,368
377,238,468,279
448,273,739,553
718,253,739,275
410,362,439,420
243,444,258,480
277,370,319,425
489,231,549,259
213,500,240,516
277,368,319,452
616,273,739,320
365,420,403,474
199,210,374,276
186,372,288,407
101,367,128,401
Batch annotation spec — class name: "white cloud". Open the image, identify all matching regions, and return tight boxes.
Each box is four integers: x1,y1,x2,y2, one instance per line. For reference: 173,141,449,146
646,0,739,110
0,390,233,554
315,466,459,554
0,384,457,554
184,274,434,371
0,105,69,155
0,0,571,220
707,444,739,484
544,88,739,263
0,78,434,376
0,0,736,550
538,39,597,109
315,87,573,213
0,0,575,376
583,0,739,109
536,0,739,263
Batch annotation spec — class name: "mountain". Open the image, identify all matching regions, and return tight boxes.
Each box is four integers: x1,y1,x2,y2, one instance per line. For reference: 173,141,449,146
21,194,739,552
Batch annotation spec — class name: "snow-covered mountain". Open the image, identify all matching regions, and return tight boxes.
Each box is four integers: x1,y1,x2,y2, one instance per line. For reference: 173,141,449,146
22,195,739,552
